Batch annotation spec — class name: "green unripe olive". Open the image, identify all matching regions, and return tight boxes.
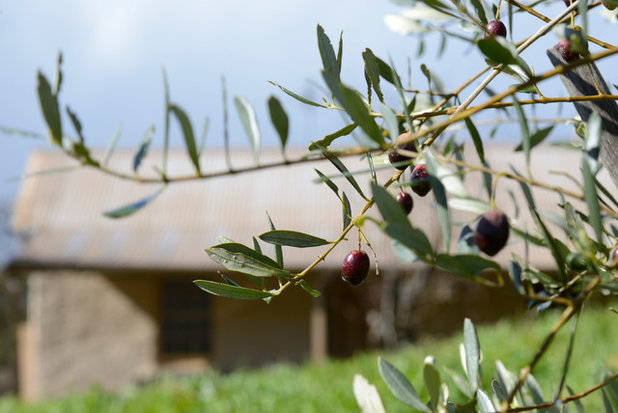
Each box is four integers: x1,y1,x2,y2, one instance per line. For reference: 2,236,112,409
566,252,588,272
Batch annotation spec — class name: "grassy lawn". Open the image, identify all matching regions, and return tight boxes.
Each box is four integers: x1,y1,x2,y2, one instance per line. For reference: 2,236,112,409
1,305,616,412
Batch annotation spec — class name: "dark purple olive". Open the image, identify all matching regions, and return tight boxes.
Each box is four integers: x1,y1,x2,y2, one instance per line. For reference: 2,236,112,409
410,164,431,197
396,192,414,215
484,20,507,39
473,210,510,256
556,39,579,61
388,133,417,171
342,250,370,286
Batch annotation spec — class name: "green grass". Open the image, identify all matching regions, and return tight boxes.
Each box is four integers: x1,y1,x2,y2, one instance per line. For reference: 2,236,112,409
1,306,616,412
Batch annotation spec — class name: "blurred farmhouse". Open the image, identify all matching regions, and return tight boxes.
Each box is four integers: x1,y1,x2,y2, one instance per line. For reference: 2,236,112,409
1,145,602,400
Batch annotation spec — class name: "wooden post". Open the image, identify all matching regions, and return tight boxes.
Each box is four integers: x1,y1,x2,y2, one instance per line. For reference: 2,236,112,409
547,47,618,191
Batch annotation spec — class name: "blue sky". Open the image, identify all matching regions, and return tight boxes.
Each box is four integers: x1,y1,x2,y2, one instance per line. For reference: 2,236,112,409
1,0,616,204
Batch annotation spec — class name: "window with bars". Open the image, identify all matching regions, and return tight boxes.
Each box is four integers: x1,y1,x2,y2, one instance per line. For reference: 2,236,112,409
160,279,211,355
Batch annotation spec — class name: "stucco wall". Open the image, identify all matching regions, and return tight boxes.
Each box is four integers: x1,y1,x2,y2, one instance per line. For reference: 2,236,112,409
25,271,158,399
212,284,313,371
21,270,316,399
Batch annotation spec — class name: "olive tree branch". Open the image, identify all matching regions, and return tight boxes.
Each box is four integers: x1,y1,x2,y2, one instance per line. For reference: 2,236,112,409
505,371,618,412
396,46,618,150
436,155,618,219
421,0,585,148
502,0,614,49
500,275,602,410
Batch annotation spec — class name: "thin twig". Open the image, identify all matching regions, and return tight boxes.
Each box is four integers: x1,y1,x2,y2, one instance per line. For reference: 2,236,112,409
500,276,601,410
505,371,618,412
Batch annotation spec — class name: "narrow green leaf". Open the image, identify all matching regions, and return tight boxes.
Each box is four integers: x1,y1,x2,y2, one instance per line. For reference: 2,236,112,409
268,81,328,108
169,103,200,173
336,31,343,73
512,98,531,173
234,96,261,166
317,24,340,80
219,273,240,287
205,243,291,278
423,360,441,409
259,230,330,248
444,366,473,398
419,0,454,14
252,236,262,254
584,111,602,170
378,102,399,142
457,225,477,254
582,158,603,243
602,389,615,413
470,0,488,24
36,71,62,145
388,57,413,131
162,68,171,174
491,378,508,403
102,124,122,167
373,183,433,257
53,52,63,95
567,386,585,413
392,240,421,263
298,280,321,297
314,168,339,195
448,197,491,215
425,152,450,252
266,211,284,269
436,254,500,278
384,222,434,258
511,165,536,209
372,182,409,226
476,389,495,413
464,117,485,164
221,76,232,171
375,56,395,85
217,235,235,244
529,207,567,282
508,260,524,294
267,96,289,151
378,358,430,412
314,144,368,201
514,126,553,152
362,48,384,103
420,64,432,88
339,84,385,148
342,191,352,230
198,117,209,156
525,374,557,406
321,69,345,107
133,125,155,172
595,176,618,209
464,318,480,391
65,105,84,144
477,37,518,66
565,202,590,251
308,123,357,151
103,187,165,219
194,280,271,300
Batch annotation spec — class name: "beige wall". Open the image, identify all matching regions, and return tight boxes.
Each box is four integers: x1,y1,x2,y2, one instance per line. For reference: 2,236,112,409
212,283,313,371
19,270,317,399
22,271,159,400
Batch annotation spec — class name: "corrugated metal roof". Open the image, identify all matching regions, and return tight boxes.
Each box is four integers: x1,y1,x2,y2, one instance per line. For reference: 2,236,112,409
10,144,609,273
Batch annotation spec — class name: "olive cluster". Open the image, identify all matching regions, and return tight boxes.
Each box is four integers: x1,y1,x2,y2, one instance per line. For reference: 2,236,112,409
341,134,510,286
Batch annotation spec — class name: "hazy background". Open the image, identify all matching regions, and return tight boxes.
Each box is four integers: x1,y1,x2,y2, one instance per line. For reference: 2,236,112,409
1,0,616,205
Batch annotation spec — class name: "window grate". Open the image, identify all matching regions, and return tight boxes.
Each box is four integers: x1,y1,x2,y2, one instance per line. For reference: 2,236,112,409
160,279,211,355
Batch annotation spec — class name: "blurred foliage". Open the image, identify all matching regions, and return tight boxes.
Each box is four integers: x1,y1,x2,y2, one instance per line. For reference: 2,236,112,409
0,307,615,412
